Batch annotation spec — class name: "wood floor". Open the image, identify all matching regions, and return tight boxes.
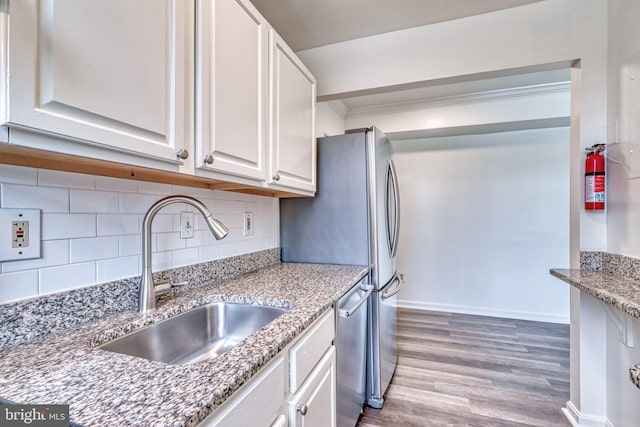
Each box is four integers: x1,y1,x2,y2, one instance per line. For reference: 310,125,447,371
357,308,570,427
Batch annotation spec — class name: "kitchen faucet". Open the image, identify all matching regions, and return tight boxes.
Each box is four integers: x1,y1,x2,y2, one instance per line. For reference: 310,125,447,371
139,195,229,313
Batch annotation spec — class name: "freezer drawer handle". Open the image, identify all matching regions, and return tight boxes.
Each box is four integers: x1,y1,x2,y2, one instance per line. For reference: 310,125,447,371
381,275,403,300
338,284,373,318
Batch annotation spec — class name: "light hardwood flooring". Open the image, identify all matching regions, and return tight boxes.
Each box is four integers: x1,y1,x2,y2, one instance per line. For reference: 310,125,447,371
357,308,570,426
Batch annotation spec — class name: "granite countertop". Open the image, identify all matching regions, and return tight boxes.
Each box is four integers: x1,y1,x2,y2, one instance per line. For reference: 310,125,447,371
549,268,640,319
550,267,640,390
0,262,368,427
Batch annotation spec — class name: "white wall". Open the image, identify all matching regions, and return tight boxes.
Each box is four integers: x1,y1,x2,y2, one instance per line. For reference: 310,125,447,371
605,307,640,427
394,127,570,322
298,0,608,252
315,101,346,137
0,164,279,304
606,0,640,258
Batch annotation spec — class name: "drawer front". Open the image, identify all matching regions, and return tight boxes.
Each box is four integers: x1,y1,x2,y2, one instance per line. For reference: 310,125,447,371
289,309,335,393
201,356,285,427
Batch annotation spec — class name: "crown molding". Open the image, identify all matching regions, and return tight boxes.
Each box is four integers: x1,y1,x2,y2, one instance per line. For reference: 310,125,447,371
345,81,571,117
326,100,348,118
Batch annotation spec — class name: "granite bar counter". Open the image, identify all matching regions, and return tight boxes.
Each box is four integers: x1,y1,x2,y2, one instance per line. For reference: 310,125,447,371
0,249,368,426
551,253,640,392
549,268,640,320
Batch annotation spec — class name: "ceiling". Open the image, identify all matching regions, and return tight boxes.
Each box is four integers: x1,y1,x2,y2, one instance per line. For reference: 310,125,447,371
251,0,544,51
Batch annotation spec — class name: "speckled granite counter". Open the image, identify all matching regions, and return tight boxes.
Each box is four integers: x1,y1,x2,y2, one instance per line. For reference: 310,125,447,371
0,260,367,426
551,252,640,391
549,268,640,320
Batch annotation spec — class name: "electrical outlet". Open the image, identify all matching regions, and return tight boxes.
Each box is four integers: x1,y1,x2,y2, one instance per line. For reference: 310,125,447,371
243,212,253,236
180,211,195,239
12,221,29,248
0,208,41,261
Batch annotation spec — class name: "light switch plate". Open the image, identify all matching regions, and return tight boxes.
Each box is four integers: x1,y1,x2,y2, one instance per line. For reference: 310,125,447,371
0,208,41,261
180,211,195,239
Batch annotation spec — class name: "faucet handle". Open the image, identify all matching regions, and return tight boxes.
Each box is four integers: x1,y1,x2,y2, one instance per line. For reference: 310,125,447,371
155,281,189,296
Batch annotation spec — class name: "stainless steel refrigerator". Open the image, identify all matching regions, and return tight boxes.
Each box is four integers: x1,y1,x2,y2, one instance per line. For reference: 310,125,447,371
280,127,402,421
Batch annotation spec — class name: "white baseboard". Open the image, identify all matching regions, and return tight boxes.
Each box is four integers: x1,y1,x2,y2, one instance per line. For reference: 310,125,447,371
563,401,611,427
396,299,570,324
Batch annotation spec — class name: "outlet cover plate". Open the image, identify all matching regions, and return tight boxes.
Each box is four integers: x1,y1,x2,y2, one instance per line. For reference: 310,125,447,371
0,208,41,261
243,212,253,236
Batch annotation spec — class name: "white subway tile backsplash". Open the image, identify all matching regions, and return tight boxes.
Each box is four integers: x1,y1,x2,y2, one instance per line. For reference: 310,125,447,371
2,184,69,212
216,213,242,229
1,240,69,273
42,214,96,240
119,193,158,214
97,256,139,283
186,230,211,248
266,236,279,248
96,176,138,193
0,165,38,185
158,201,194,215
151,251,172,271
38,170,96,189
70,189,119,213
156,232,186,252
199,245,221,262
138,181,172,195
0,270,39,303
97,214,139,236
119,234,142,257
39,262,96,294
172,247,200,268
220,241,247,258
0,166,280,304
150,214,174,233
70,237,118,263
171,185,212,199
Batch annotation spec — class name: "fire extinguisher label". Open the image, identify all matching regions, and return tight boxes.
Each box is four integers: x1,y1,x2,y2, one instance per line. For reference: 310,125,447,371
585,175,605,202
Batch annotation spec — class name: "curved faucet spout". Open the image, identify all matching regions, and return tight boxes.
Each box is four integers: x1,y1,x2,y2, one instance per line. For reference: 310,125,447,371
139,195,229,313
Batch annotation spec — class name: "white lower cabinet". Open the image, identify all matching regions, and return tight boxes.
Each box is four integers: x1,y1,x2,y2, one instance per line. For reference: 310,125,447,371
288,347,336,427
200,356,285,427
201,309,336,427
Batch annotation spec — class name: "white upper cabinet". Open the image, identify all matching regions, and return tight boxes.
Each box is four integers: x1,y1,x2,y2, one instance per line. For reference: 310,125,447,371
269,30,317,195
196,0,268,183
2,0,193,169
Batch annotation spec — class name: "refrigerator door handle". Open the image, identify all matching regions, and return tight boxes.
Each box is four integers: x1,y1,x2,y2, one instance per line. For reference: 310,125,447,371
381,274,403,301
389,159,401,258
381,274,403,300
338,284,373,318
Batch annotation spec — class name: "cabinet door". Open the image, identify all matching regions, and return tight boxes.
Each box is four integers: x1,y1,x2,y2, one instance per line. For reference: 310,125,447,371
196,0,268,182
4,0,192,167
289,346,336,427
269,30,316,195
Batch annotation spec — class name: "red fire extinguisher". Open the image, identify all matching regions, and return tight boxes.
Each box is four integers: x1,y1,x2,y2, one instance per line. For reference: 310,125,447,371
585,144,606,210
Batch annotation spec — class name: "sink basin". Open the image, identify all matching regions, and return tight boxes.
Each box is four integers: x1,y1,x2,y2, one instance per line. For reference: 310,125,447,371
98,302,289,365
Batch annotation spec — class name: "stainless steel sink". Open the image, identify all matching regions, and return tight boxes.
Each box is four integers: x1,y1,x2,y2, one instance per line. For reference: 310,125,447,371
98,302,289,365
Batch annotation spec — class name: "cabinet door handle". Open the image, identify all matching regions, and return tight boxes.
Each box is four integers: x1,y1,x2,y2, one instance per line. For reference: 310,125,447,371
272,174,280,181
296,404,308,416
176,149,189,160
203,154,214,165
